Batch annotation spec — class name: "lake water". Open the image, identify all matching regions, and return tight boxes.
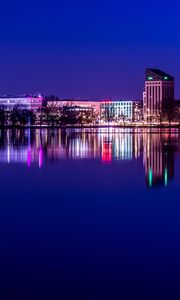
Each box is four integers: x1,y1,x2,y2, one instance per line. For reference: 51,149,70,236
0,128,180,299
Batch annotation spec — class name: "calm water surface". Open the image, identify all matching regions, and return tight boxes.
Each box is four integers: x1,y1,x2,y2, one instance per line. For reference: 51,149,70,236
0,128,180,299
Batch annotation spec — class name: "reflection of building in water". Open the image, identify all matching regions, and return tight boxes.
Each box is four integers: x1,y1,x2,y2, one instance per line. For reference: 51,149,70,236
0,129,143,166
0,129,42,167
101,138,112,163
0,146,42,167
45,129,101,160
45,129,142,162
0,128,178,189
101,129,141,162
143,132,174,187
101,134,133,162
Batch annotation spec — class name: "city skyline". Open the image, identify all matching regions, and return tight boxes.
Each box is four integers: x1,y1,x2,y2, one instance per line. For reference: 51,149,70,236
0,0,180,99
0,71,178,126
0,67,178,102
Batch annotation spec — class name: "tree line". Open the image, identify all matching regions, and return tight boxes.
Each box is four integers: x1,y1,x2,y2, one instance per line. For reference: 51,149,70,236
0,105,98,127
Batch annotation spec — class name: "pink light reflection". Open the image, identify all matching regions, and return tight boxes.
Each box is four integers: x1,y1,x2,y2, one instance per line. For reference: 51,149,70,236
39,147,43,168
27,149,31,168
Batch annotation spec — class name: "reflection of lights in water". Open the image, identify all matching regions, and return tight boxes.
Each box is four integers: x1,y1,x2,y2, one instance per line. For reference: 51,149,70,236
0,129,175,190
100,132,134,161
134,135,140,159
115,135,119,156
164,168,168,186
58,129,61,146
7,144,10,164
36,129,41,148
102,137,112,163
121,138,125,159
7,130,10,144
149,168,153,187
118,134,132,160
39,148,43,168
143,133,174,188
27,149,31,168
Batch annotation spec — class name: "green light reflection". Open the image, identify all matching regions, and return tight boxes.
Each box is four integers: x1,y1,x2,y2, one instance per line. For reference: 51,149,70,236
164,168,168,186
149,168,153,187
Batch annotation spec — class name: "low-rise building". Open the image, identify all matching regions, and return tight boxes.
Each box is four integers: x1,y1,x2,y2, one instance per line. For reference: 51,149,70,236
47,99,100,113
0,95,43,111
47,99,143,123
47,99,101,123
100,100,143,122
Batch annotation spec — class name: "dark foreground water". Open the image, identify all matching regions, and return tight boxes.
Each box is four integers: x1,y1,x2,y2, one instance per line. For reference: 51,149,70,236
0,128,180,299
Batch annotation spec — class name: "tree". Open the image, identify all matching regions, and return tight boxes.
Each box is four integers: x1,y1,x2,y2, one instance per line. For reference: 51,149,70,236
43,95,60,107
10,106,20,127
0,106,7,127
10,107,36,126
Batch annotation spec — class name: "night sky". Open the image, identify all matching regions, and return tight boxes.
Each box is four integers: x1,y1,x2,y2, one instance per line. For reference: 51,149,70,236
0,0,180,99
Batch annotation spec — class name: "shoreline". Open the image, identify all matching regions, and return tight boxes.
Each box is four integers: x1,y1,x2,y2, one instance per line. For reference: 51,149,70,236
0,124,180,129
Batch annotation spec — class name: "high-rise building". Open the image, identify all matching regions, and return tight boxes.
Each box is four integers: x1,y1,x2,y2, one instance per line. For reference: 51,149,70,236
143,69,174,123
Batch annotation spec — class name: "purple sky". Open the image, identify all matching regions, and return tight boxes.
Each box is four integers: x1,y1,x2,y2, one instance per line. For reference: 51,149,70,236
0,0,180,100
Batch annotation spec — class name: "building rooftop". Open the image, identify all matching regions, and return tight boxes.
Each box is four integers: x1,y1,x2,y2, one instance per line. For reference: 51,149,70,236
146,69,174,81
0,94,42,99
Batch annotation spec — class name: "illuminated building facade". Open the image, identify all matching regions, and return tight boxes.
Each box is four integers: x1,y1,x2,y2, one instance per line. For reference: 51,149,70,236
47,100,100,114
143,69,174,123
173,100,180,122
47,99,143,123
100,100,143,122
0,95,43,111
47,99,101,123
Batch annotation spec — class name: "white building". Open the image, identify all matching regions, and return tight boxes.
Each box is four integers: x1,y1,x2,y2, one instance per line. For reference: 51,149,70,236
0,95,43,111
47,99,100,113
100,100,142,122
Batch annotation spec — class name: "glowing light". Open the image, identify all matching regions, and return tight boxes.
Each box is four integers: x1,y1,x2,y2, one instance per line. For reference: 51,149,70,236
164,76,168,80
148,76,153,80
